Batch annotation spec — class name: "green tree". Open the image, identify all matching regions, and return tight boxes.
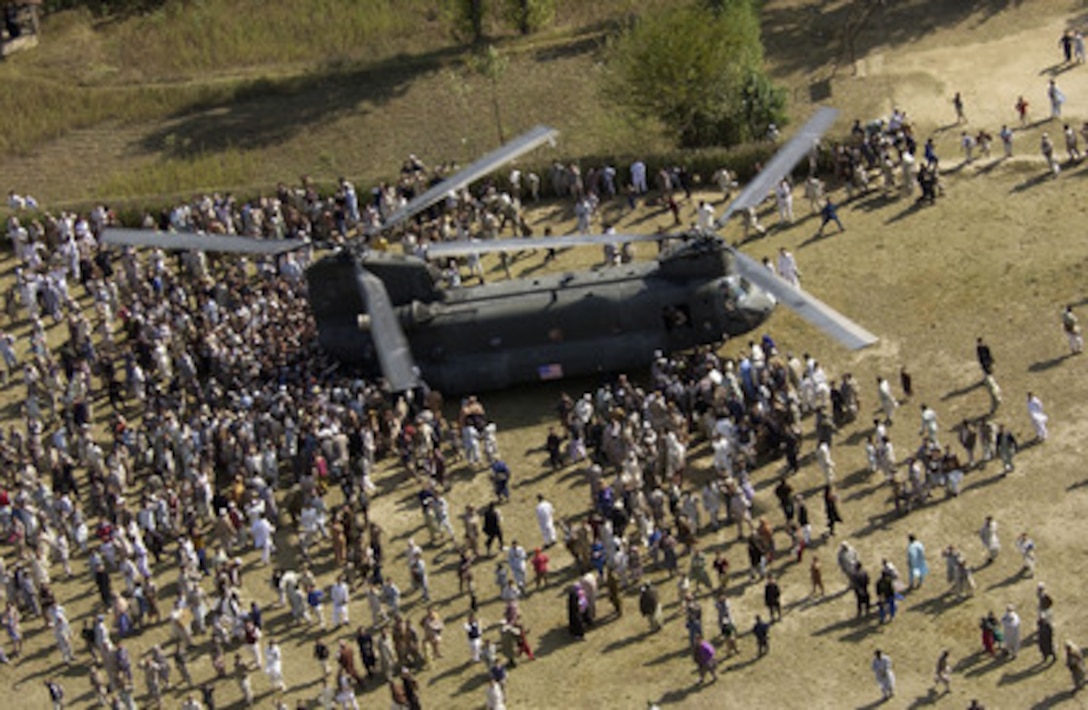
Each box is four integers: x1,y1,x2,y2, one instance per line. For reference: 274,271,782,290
600,0,786,148
449,0,489,45
466,44,509,143
503,0,555,35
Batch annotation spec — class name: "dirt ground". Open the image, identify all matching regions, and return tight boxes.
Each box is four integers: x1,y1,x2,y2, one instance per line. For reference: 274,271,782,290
7,1,1088,709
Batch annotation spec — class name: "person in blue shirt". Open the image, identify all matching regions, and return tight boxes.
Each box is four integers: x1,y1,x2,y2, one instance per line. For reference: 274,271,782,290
817,199,845,237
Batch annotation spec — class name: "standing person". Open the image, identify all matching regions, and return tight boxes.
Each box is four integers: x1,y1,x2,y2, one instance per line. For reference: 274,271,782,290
1062,305,1084,354
1015,95,1030,125
852,563,872,618
1002,605,1022,659
535,495,557,548
996,424,1018,475
960,131,976,162
45,679,64,710
877,376,898,424
1065,123,1083,161
804,176,824,214
871,649,896,700
233,654,254,707
693,634,718,683
907,534,928,590
1060,29,1075,63
976,337,995,377
1016,532,1037,577
1042,132,1061,176
753,615,770,656
1066,640,1086,691
1027,392,1049,442
264,639,286,694
638,582,662,632
775,248,801,288
485,676,506,710
816,199,845,237
714,592,739,656
483,503,504,556
810,555,825,597
999,124,1014,157
980,516,1000,564
464,612,483,662
919,403,940,445
774,178,794,225
933,649,952,695
764,574,782,622
530,547,549,590
1048,79,1066,119
953,92,967,124
1038,614,1056,664
823,485,843,537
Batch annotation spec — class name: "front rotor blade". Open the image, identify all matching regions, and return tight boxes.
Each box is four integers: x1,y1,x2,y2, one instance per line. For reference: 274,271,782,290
369,125,559,236
715,107,838,230
357,270,422,392
731,247,878,350
425,232,672,258
101,228,308,256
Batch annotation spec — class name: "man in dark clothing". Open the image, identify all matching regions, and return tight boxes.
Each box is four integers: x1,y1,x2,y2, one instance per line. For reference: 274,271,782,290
764,575,783,622
976,337,995,376
817,199,845,237
753,615,770,656
483,503,504,556
852,563,872,618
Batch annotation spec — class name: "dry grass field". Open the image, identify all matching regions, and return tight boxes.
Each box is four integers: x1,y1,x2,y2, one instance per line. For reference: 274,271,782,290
6,1,1088,709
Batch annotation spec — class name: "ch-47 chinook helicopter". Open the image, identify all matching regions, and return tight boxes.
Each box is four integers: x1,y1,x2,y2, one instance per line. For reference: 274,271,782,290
103,109,876,395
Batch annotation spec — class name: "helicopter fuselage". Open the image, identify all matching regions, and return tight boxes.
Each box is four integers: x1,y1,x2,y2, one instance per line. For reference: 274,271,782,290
307,238,774,393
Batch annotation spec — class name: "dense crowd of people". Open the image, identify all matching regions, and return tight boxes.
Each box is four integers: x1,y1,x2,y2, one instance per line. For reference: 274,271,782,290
1,34,1087,708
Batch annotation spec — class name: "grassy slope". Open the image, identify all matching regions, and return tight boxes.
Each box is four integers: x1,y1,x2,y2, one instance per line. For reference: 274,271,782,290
0,0,675,205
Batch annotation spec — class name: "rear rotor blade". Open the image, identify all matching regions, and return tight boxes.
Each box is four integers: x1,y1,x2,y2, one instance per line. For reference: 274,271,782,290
731,247,878,350
356,270,422,392
369,125,559,236
102,228,308,256
715,107,838,230
425,232,671,258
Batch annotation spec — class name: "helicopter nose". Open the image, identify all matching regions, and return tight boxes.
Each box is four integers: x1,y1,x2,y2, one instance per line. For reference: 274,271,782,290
738,288,776,328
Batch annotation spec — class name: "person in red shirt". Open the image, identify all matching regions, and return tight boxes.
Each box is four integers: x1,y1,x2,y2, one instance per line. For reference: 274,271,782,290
530,548,549,590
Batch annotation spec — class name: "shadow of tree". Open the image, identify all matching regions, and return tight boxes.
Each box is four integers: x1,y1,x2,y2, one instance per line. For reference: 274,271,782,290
762,0,1027,80
140,45,468,159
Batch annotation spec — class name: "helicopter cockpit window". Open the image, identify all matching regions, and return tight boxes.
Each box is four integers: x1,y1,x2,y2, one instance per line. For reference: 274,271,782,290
721,276,746,312
663,304,691,331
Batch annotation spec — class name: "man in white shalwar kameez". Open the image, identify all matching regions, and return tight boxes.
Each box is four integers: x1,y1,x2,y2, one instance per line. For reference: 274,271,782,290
776,248,801,288
872,650,896,699
251,516,275,566
877,377,898,424
1002,605,1022,659
264,638,286,692
535,495,557,548
1027,392,1048,441
330,577,350,628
